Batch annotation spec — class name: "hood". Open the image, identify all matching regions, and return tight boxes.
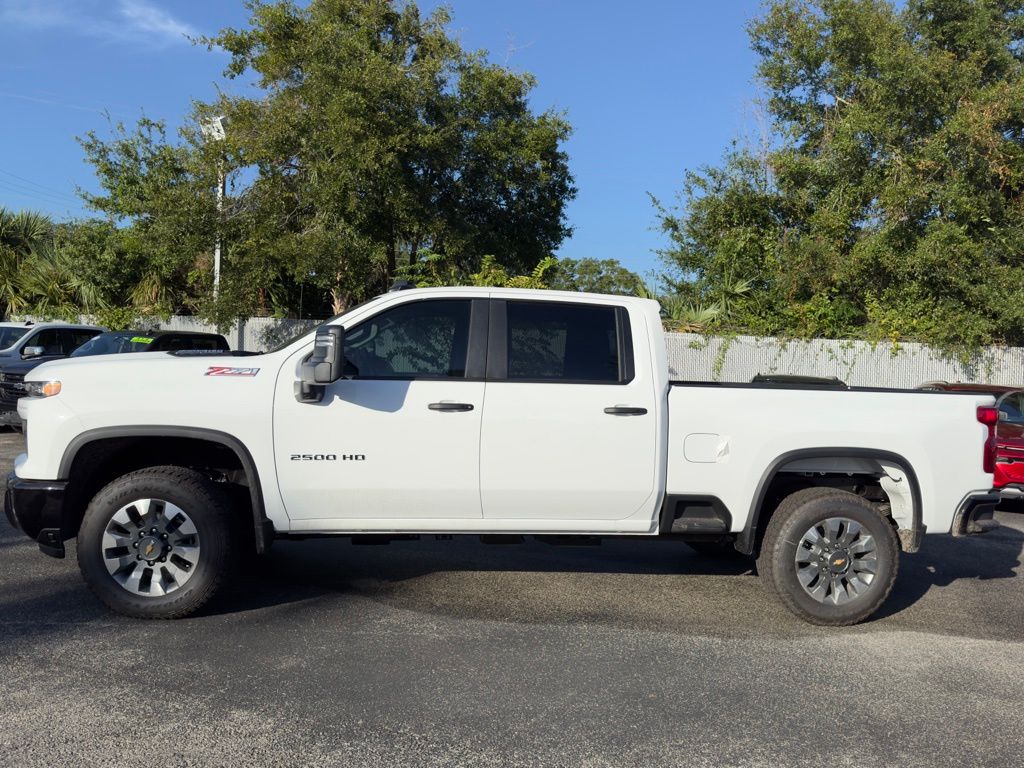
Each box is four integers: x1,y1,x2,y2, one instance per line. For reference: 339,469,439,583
26,350,272,384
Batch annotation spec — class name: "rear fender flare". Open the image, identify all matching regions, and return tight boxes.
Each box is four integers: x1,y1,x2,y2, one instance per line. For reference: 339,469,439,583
736,447,922,555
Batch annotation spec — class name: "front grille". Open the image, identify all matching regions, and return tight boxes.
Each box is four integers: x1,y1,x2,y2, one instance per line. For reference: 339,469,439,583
0,373,25,407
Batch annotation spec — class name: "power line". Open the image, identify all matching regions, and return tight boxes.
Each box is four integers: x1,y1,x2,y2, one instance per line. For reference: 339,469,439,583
0,176,80,203
0,182,78,206
0,180,82,209
0,168,79,199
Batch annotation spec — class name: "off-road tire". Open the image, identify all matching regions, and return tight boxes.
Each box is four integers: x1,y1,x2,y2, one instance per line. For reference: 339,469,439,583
77,466,236,619
756,487,900,626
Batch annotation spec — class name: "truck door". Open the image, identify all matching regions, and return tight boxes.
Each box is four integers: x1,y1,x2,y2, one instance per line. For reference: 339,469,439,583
274,298,487,522
479,299,659,522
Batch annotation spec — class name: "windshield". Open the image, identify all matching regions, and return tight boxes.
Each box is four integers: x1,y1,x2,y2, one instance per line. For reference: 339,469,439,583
0,327,28,349
71,332,152,357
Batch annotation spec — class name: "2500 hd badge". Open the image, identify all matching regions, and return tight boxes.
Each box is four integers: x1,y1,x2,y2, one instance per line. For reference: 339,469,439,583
289,454,366,461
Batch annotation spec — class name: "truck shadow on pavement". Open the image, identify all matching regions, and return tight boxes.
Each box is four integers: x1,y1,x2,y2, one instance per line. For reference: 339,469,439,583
1,515,1021,642
213,517,1024,638
872,517,1024,620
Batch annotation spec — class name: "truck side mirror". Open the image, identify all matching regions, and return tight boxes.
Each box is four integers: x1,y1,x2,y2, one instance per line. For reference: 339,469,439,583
295,326,345,403
22,345,45,359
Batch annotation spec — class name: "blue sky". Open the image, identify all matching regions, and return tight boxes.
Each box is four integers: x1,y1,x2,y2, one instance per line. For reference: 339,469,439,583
0,0,764,278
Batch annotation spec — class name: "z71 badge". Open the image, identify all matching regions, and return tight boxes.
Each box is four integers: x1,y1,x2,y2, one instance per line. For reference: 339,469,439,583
205,366,261,377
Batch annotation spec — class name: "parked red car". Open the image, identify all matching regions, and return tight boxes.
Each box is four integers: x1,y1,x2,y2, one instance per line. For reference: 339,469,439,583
918,381,1024,488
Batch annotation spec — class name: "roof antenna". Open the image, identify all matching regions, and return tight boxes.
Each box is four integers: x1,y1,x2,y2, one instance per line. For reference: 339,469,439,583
389,280,415,292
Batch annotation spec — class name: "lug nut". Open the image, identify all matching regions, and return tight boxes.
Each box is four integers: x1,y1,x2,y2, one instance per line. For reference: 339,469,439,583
133,542,138,549
151,528,158,534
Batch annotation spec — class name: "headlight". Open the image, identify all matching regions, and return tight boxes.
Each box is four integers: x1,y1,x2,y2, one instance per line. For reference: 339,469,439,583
23,380,61,398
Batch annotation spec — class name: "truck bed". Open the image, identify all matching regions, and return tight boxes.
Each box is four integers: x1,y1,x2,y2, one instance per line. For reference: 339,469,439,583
665,381,995,536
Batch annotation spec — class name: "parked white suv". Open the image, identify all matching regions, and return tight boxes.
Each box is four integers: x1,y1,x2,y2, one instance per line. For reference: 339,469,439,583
4,289,1000,624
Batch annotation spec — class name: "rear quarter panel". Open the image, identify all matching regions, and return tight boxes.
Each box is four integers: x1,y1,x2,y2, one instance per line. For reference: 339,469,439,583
666,386,994,534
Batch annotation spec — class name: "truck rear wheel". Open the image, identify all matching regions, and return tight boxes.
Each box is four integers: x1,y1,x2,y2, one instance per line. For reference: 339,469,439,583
77,467,236,619
756,487,899,625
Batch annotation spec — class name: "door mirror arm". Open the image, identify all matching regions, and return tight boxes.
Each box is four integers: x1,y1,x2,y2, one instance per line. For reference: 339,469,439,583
294,326,346,404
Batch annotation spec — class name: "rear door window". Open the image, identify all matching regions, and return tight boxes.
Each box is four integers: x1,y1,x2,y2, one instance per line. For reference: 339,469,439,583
504,301,623,383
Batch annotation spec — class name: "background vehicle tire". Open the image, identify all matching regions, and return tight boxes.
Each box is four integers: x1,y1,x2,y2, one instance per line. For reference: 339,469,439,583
756,487,899,626
77,466,237,619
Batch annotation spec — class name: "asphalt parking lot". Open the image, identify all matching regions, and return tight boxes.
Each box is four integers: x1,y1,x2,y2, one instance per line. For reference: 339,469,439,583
2,431,1024,767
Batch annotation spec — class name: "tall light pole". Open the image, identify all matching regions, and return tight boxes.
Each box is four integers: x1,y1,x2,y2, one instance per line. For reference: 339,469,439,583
201,116,227,298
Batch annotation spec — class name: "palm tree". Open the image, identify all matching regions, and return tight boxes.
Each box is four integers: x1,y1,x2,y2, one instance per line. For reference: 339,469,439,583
18,244,105,320
0,208,54,318
716,276,753,316
661,295,722,333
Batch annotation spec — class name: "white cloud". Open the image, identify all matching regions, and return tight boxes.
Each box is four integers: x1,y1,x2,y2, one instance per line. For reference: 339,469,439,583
0,0,197,47
117,0,195,43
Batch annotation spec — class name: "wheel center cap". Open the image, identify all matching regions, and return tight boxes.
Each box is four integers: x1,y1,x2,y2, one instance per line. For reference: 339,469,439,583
138,536,161,560
828,550,851,574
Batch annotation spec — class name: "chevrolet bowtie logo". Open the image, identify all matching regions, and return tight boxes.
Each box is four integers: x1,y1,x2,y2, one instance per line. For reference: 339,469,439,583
144,542,156,557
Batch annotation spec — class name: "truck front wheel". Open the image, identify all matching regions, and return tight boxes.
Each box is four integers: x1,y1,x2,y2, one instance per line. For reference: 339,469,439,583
756,487,900,625
77,467,237,619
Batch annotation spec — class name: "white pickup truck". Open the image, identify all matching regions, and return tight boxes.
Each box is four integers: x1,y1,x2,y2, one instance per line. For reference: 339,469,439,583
4,287,1002,624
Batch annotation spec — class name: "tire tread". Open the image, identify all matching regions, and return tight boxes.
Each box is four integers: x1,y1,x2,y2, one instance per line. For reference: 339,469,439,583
756,487,899,626
77,466,236,619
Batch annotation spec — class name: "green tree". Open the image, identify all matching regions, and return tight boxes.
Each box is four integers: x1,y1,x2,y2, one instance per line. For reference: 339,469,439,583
19,244,105,320
399,251,558,288
78,117,222,318
549,257,645,295
203,0,574,315
657,0,1024,352
0,208,53,318
73,0,574,324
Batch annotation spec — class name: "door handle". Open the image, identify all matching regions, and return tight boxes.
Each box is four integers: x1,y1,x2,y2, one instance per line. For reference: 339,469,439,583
428,402,475,412
604,406,648,416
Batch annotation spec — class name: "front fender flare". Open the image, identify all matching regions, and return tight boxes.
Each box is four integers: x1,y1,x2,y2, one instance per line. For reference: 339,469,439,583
60,425,272,553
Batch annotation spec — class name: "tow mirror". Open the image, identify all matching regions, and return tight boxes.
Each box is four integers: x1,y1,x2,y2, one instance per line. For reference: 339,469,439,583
295,326,345,403
22,345,45,359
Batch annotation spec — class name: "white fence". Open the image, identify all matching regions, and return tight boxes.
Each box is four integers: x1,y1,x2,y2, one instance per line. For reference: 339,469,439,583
154,315,319,353
665,332,1024,388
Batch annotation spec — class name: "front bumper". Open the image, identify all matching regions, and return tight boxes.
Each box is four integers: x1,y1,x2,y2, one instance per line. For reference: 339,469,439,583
951,491,1001,536
3,472,69,558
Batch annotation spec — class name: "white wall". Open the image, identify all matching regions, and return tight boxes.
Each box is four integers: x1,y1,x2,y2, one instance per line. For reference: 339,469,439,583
665,332,1024,388
154,316,319,353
